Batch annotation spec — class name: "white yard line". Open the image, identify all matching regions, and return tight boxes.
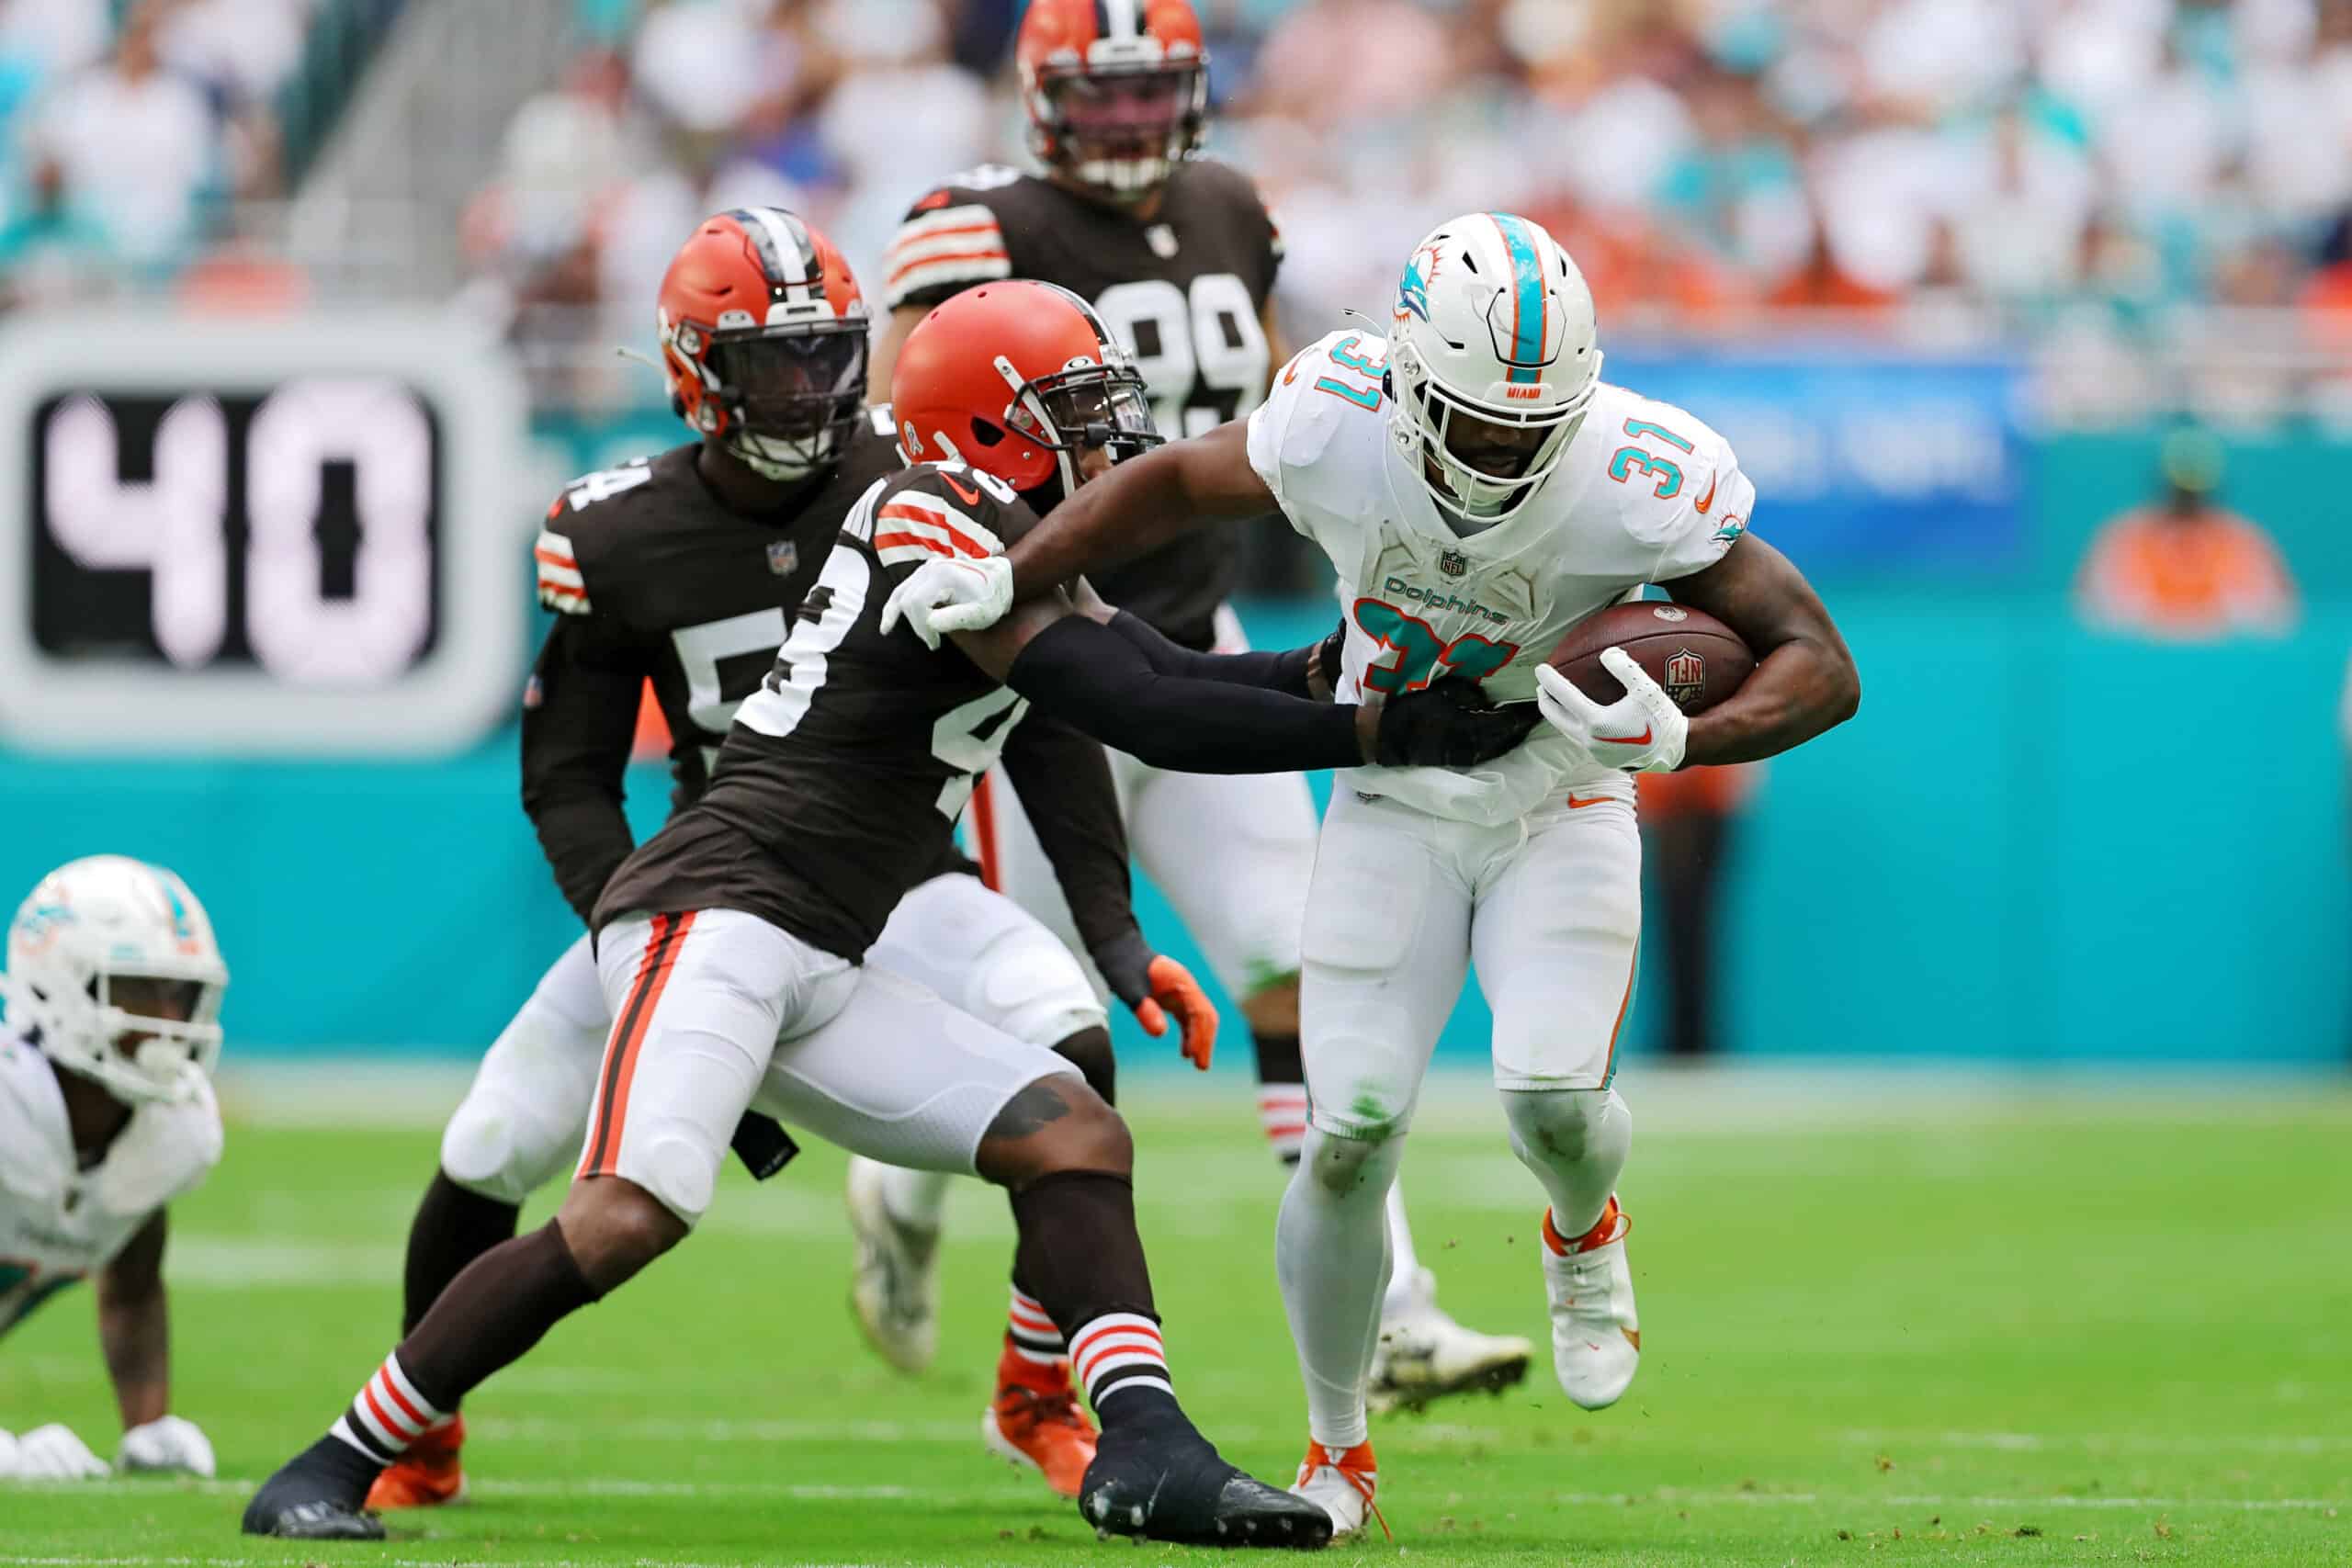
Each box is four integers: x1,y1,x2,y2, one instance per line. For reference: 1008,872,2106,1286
15,1479,2336,1512
213,1061,2352,1135
1834,1428,2352,1455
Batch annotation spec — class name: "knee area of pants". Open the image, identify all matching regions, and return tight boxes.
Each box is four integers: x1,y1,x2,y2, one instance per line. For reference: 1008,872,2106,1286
1299,1127,1404,1199
1502,1089,1613,1167
439,1094,557,1205
560,1178,686,1282
592,1135,714,1237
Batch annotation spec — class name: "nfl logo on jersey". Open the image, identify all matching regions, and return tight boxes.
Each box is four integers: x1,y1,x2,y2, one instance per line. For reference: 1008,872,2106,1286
1439,549,1467,578
766,540,798,576
1662,648,1706,709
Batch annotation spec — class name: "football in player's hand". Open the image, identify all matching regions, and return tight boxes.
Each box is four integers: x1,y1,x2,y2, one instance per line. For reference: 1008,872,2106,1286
1548,601,1753,716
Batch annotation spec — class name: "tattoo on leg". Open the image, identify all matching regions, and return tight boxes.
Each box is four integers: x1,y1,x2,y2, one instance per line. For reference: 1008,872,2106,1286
987,1080,1075,1141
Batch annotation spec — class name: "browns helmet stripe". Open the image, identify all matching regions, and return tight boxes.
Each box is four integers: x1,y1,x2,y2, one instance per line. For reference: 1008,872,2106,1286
726,207,818,295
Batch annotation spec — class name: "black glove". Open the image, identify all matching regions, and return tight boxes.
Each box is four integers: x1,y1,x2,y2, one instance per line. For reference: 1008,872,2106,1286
1091,927,1155,1013
1310,617,1347,700
1368,677,1540,767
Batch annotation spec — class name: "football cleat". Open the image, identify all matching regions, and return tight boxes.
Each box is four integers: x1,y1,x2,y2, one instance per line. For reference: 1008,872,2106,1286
240,1436,386,1540
1080,1412,1331,1549
1366,1267,1533,1414
844,1156,940,1373
364,1413,466,1509
1542,1198,1640,1410
982,1382,1098,1500
1292,1438,1385,1541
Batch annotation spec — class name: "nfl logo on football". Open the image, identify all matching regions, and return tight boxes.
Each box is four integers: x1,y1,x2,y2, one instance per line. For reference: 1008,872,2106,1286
766,539,798,576
1439,548,1467,578
1663,648,1705,710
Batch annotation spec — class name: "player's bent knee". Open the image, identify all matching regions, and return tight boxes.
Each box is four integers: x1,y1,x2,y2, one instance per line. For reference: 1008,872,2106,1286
1501,1088,1622,1172
439,1089,571,1206
1051,1025,1117,1107
976,1075,1131,1188
555,1175,689,1291
1296,1122,1405,1201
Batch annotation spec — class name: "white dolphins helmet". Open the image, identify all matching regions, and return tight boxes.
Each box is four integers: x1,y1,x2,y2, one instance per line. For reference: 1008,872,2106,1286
1387,212,1602,533
6,855,228,1104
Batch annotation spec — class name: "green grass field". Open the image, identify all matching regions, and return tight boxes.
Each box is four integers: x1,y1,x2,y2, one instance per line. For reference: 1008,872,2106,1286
2,1071,2348,1566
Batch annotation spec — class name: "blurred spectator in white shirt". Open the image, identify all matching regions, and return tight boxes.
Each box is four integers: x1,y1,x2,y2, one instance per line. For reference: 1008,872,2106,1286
0,0,111,79
24,2,217,274
158,0,314,106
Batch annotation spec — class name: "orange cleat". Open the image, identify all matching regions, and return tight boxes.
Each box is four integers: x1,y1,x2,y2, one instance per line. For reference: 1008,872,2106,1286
978,1339,1096,1499
364,1414,467,1510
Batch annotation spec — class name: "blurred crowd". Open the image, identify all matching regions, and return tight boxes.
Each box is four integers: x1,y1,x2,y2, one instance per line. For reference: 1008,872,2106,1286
7,0,2352,419
460,0,2352,415
0,0,319,308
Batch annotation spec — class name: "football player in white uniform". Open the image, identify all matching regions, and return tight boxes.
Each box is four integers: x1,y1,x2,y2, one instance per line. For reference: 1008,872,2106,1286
881,211,1861,1536
0,856,228,1483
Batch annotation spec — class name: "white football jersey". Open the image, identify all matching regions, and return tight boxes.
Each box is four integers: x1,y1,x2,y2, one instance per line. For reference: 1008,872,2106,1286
0,1026,220,1337
1247,329,1754,825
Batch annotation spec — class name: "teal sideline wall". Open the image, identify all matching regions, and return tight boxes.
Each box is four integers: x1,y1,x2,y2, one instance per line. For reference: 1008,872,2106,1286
3,427,2346,1067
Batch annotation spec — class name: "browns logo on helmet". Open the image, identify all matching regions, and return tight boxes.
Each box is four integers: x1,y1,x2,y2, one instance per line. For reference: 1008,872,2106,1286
890,279,1160,506
656,208,869,481
1017,0,1208,205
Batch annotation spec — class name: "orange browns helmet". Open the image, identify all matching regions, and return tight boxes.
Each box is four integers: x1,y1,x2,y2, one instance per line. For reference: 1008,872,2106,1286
1017,0,1208,204
657,208,868,481
891,280,1160,504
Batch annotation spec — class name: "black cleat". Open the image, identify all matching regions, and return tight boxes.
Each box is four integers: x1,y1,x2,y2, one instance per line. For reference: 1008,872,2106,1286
1080,1415,1333,1550
241,1436,388,1540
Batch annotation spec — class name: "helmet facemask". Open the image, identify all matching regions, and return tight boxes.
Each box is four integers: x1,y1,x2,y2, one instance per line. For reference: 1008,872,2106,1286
12,960,225,1105
1389,322,1600,536
1031,61,1205,203
702,319,869,482
993,351,1161,505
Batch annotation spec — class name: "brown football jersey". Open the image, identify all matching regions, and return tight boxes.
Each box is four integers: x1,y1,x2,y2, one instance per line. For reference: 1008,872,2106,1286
882,159,1281,648
595,461,1049,959
520,420,901,920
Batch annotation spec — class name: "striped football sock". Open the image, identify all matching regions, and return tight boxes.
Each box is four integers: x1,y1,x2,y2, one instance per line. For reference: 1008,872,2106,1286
1069,1313,1174,1417
1257,1083,1308,1166
1005,1285,1069,1375
327,1351,444,1463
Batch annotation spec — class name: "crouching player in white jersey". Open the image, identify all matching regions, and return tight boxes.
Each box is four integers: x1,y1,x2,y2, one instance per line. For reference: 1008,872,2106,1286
881,211,1862,1536
0,857,228,1483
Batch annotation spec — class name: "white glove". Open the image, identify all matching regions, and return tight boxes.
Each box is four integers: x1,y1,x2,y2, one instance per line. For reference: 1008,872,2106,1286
14,1423,109,1480
877,555,1013,650
1534,648,1689,773
118,1415,215,1477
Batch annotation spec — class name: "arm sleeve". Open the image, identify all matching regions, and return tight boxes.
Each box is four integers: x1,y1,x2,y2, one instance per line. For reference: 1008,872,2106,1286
1104,608,1316,698
1006,615,1360,774
993,711,1142,969
881,190,1013,311
519,615,649,925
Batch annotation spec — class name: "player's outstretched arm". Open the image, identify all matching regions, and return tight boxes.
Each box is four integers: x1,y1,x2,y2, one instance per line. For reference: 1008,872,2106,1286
1666,534,1860,766
95,1212,171,1431
96,1212,217,1477
879,423,1275,646
1010,420,1274,595
949,596,1532,775
1093,596,1345,702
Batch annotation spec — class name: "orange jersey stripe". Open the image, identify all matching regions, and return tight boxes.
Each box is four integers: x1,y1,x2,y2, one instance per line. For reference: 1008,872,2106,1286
887,247,1008,287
